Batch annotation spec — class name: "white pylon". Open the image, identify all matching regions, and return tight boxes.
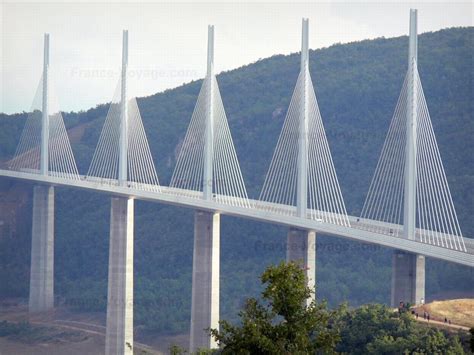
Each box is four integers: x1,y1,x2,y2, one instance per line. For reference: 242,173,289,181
297,18,309,218
119,30,129,186
203,25,215,200
403,9,418,239
40,34,50,176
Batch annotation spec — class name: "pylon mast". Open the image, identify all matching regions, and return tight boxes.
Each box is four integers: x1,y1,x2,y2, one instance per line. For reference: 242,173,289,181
40,34,50,175
119,30,129,185
297,18,309,218
403,9,418,239
203,25,215,200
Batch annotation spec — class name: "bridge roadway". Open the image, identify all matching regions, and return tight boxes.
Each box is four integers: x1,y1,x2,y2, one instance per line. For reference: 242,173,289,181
1,169,472,267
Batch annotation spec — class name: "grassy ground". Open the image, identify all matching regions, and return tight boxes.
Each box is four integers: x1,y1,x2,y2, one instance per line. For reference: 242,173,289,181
417,299,474,328
0,301,179,354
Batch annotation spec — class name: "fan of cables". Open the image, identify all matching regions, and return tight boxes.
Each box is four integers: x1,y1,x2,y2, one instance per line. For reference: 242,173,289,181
10,73,79,179
170,75,249,208
259,67,349,226
86,78,160,191
361,65,466,251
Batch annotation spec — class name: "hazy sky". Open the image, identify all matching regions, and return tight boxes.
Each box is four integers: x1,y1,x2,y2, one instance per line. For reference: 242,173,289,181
1,1,472,114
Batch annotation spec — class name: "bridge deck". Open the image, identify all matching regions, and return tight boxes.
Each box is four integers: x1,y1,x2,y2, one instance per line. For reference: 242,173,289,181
0,169,472,267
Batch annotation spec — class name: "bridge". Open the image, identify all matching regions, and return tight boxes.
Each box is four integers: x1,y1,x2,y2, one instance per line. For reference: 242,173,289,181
1,9,472,354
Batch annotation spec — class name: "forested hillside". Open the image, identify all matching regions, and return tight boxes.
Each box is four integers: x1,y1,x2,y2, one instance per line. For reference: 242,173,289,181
0,27,472,335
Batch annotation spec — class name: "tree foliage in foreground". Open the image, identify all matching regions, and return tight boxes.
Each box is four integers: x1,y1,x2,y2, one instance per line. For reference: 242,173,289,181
207,262,467,354
336,303,465,354
210,261,341,354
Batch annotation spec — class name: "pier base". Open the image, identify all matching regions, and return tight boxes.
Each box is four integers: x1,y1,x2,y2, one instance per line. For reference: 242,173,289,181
190,210,220,352
287,227,316,305
391,250,425,307
105,197,134,355
29,185,54,312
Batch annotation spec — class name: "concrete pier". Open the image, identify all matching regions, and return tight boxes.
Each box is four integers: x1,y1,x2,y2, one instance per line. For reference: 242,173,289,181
105,197,134,355
29,185,54,312
287,227,316,305
190,210,220,352
391,250,425,307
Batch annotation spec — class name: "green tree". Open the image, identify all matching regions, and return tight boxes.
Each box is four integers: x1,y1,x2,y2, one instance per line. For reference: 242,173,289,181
336,304,466,354
210,261,341,354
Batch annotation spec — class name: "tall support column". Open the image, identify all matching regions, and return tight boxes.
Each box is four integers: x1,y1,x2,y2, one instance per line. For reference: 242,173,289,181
30,34,54,313
191,26,220,352
119,30,128,186
203,25,215,200
287,228,316,306
391,251,425,307
297,18,309,218
190,211,220,352
105,31,134,355
393,10,425,307
29,185,54,312
105,197,134,355
288,19,315,304
40,33,49,176
403,9,418,240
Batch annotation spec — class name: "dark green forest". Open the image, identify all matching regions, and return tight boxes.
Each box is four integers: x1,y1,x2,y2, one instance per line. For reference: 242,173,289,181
0,27,473,335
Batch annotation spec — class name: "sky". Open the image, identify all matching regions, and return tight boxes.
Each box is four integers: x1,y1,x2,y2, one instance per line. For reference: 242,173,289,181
0,1,472,114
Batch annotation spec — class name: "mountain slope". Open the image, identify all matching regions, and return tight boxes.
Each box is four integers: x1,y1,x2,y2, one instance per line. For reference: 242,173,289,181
0,27,473,335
